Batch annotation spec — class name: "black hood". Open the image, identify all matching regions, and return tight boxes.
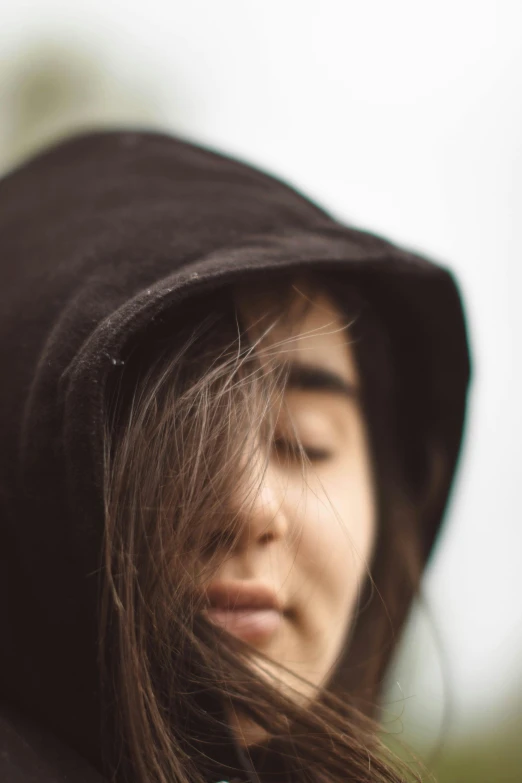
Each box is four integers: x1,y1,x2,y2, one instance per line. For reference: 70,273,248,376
0,130,471,780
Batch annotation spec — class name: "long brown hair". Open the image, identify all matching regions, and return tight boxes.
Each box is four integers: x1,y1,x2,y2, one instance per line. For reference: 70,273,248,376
101,273,438,783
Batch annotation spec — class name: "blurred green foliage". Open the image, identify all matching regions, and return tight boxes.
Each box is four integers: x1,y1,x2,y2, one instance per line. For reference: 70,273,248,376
386,725,521,783
0,40,159,173
432,731,521,783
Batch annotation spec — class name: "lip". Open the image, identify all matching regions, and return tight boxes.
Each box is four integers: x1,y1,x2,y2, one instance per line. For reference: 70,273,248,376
205,580,283,612
203,580,283,643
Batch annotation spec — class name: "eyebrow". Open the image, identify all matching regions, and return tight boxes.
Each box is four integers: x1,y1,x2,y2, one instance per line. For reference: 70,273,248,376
284,362,359,399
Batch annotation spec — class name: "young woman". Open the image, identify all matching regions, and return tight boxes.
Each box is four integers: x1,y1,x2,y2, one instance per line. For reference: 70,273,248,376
0,131,471,783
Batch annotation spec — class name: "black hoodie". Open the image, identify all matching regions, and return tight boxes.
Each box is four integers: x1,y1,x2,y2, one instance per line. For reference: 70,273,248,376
0,130,471,782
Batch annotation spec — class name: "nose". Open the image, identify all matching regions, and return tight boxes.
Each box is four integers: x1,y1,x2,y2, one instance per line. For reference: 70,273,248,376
233,459,289,551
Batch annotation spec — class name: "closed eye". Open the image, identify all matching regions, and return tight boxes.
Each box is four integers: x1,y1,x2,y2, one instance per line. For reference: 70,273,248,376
273,436,332,463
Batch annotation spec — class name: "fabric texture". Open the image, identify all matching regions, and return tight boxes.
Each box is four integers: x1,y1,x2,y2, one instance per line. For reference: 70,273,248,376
0,130,471,781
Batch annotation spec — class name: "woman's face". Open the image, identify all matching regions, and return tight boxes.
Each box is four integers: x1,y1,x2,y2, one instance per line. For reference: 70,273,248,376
203,284,377,742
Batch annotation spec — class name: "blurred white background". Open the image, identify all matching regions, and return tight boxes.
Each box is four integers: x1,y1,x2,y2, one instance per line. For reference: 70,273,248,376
1,0,521,753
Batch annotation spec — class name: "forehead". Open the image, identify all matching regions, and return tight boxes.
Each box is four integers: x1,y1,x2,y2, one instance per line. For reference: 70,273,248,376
237,281,359,383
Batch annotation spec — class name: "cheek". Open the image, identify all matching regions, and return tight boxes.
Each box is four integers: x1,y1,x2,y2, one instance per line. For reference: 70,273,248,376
287,454,377,624
328,458,377,569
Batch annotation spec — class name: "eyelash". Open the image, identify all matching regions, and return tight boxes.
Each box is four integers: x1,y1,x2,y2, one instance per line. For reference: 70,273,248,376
272,437,332,463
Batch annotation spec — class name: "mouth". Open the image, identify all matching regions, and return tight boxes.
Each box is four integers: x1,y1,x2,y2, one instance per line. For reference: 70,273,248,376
203,580,283,643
